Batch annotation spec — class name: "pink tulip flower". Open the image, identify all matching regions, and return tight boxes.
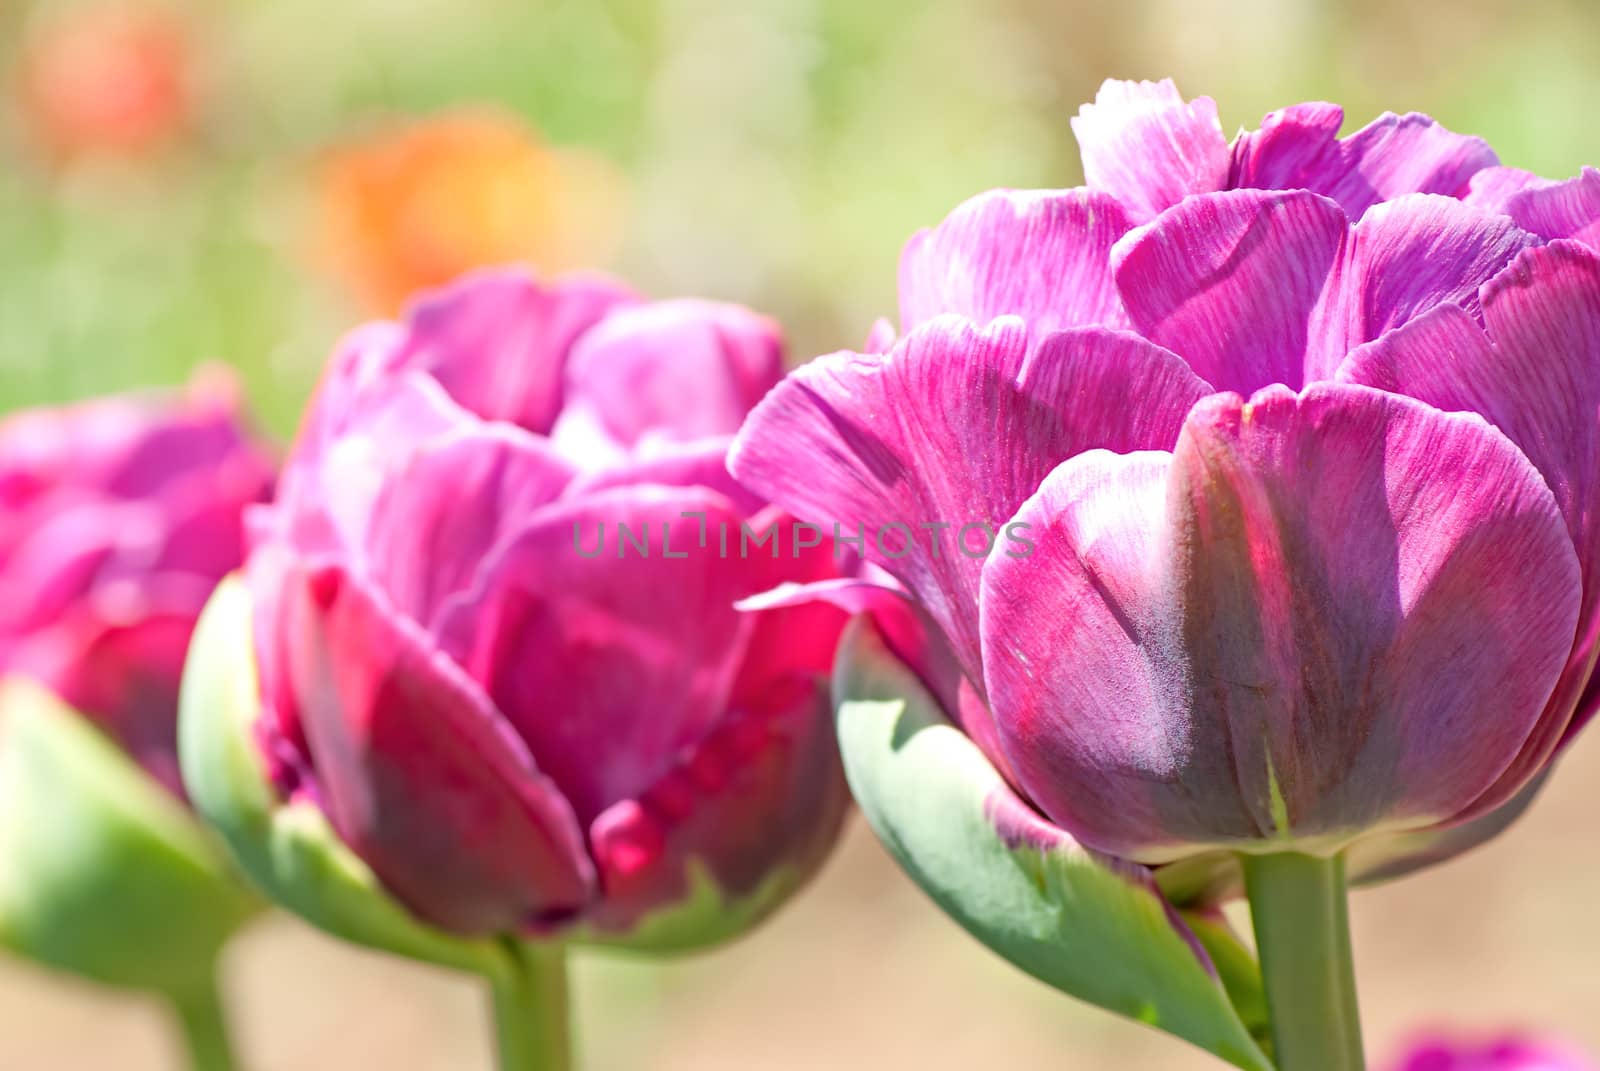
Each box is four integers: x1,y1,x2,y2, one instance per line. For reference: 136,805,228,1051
243,268,850,938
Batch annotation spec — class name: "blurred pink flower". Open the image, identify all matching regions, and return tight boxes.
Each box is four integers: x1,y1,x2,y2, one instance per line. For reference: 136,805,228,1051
0,373,274,795
1388,1034,1595,1071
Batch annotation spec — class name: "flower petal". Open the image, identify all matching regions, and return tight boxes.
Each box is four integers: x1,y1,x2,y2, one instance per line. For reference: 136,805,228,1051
1503,166,1600,249
553,300,783,451
393,268,637,434
433,487,766,825
365,426,575,628
1113,189,1347,393
562,436,764,516
585,675,848,945
1070,78,1228,222
1231,105,1496,218
980,385,1580,861
897,188,1130,334
1227,102,1346,190
1114,190,1535,392
728,317,1210,692
1339,241,1600,801
1306,194,1537,380
283,562,594,934
1461,165,1553,212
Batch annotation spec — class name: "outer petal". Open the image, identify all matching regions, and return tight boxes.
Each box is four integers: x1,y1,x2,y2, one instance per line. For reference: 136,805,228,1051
434,487,763,825
980,385,1580,861
728,317,1211,691
832,617,1271,1071
392,268,638,434
575,523,847,945
1339,242,1600,794
181,577,513,975
282,562,595,934
553,300,784,451
583,676,848,948
1231,104,1497,218
897,188,1131,333
1113,189,1347,393
1070,78,1228,222
1503,166,1600,250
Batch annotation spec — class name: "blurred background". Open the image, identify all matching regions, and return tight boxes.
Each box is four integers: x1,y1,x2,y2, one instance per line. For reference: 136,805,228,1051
2,0,1599,1066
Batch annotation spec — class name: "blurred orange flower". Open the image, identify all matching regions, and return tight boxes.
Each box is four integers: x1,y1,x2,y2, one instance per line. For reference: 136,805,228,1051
15,4,193,163
314,109,626,313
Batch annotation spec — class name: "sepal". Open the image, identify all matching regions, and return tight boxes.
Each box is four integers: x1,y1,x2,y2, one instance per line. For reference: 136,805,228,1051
832,617,1272,1071
0,677,255,996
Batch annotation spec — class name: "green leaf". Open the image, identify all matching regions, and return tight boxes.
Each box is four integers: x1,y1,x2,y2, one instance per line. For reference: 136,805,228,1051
0,678,256,997
178,575,513,980
832,618,1273,1071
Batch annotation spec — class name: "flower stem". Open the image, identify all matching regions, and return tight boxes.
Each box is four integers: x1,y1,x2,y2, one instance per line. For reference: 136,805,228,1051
170,973,237,1071
489,942,572,1071
1243,852,1364,1071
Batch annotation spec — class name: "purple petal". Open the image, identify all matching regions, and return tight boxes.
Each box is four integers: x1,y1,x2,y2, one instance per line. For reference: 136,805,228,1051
284,562,596,934
562,436,763,516
1340,241,1600,799
1461,166,1555,212
434,487,769,825
1385,1033,1595,1071
979,385,1580,861
1070,78,1228,222
1228,101,1346,191
553,299,784,452
1503,167,1600,249
1306,194,1537,380
586,677,848,937
1114,190,1535,392
0,372,264,502
279,372,473,559
365,426,575,628
863,318,897,354
393,268,638,434
897,188,1131,333
1232,105,1497,218
728,317,1210,693
1113,189,1348,393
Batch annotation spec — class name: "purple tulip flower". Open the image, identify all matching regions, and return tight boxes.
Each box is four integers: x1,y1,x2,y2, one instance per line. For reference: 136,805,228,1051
243,268,850,938
1388,1034,1595,1071
732,78,1600,867
0,374,273,796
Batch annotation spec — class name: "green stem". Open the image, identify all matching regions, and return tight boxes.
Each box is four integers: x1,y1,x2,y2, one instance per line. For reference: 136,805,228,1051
1243,852,1364,1071
489,942,572,1071
170,973,237,1071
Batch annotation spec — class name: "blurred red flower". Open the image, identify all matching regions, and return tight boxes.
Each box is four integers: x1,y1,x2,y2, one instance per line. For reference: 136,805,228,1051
15,3,193,163
313,109,626,313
